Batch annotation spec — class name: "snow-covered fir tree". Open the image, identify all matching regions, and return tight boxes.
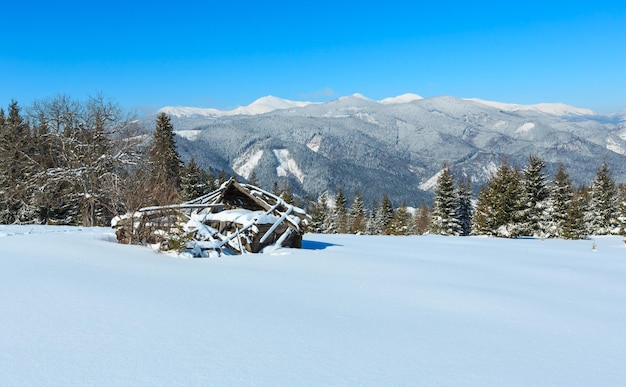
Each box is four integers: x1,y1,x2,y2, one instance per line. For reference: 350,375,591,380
348,190,366,234
430,164,462,235
180,157,211,201
308,192,329,233
365,198,382,235
378,193,395,234
585,161,619,235
413,203,431,235
562,187,588,240
387,202,411,235
472,159,522,237
457,176,473,236
517,155,550,237
545,163,574,238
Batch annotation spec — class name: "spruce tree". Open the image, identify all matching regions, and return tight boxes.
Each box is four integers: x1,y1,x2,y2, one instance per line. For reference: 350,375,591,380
0,101,35,223
413,203,431,235
387,202,412,235
309,192,329,233
430,164,461,235
518,155,549,237
585,161,619,235
366,198,382,235
378,193,395,234
348,190,366,234
546,163,574,238
149,112,182,193
457,177,473,236
472,159,522,237
331,188,348,233
562,187,588,240
180,157,210,201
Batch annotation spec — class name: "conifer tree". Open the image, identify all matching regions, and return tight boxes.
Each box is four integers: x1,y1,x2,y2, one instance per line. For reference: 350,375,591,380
430,164,462,235
366,198,382,235
387,202,411,235
309,192,329,233
180,157,210,201
280,180,294,205
149,112,182,195
562,187,588,240
248,170,259,186
0,101,35,223
378,193,395,234
413,203,431,235
472,159,522,237
546,163,574,238
330,188,348,233
585,161,619,235
457,177,473,236
518,155,549,237
348,190,366,234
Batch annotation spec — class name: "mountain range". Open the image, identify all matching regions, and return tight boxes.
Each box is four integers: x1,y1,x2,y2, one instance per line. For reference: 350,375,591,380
140,94,626,205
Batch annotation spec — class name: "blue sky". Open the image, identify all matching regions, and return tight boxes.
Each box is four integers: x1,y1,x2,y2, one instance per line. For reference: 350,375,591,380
2,1,626,114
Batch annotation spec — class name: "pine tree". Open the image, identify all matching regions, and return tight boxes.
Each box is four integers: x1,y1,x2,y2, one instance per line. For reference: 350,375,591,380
546,163,574,238
617,185,626,235
366,198,382,235
430,164,462,235
280,180,294,205
517,155,549,237
585,161,619,235
148,112,182,195
378,193,395,234
180,157,210,201
0,101,35,223
330,188,348,233
387,202,411,235
309,192,329,233
413,203,431,235
457,177,473,236
348,190,366,234
472,159,522,237
562,187,588,240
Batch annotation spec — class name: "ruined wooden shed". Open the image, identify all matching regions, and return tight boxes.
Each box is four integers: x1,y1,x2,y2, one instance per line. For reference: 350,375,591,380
112,178,311,256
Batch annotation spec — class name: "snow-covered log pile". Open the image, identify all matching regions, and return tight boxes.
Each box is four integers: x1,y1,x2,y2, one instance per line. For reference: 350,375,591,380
112,178,310,256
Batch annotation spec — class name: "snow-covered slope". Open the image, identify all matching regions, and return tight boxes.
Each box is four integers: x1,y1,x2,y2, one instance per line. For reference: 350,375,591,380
378,93,423,104
160,95,313,118
466,98,595,116
2,225,626,386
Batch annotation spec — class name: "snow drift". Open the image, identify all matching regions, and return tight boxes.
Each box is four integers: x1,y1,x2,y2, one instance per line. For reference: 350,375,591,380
1,225,626,386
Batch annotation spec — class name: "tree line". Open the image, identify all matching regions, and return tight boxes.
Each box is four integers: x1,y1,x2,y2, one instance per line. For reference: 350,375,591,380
2,95,625,239
0,96,223,227
306,155,626,239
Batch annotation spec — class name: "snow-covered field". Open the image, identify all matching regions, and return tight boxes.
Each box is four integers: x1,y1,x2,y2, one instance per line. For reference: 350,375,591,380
2,225,626,386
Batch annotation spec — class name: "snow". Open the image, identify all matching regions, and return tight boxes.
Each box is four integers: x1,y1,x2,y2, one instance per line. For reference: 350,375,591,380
378,93,424,104
607,138,626,155
0,226,626,386
467,98,595,116
232,148,264,179
160,96,313,118
516,122,536,133
174,130,202,141
306,134,322,153
272,149,305,183
2,226,626,386
198,208,278,225
419,169,443,191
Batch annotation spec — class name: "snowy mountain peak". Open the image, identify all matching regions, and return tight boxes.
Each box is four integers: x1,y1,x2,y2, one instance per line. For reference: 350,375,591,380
379,93,424,105
231,95,313,115
339,93,372,101
159,96,314,118
466,98,595,116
